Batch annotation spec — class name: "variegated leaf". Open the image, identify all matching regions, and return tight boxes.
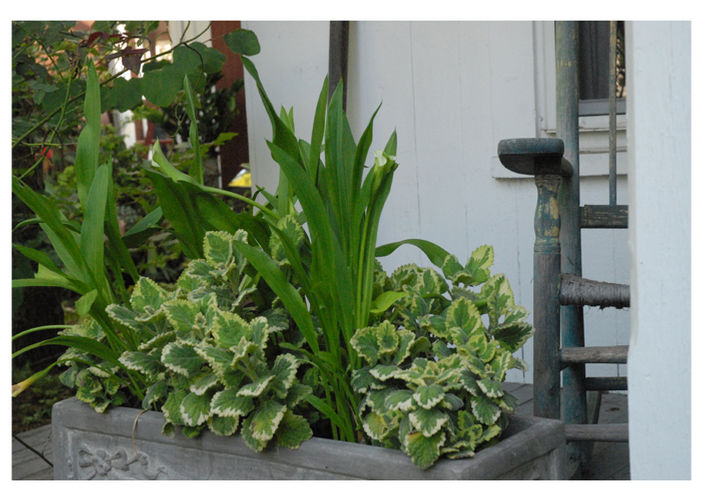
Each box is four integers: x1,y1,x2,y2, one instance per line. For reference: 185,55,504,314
285,383,312,408
491,321,534,352
445,297,483,341
143,380,169,410
269,353,300,397
440,393,464,411
413,384,445,410
499,391,519,413
275,410,312,449
180,392,211,427
362,411,389,441
393,329,416,365
384,389,416,412
375,321,399,356
464,244,494,285
248,400,286,441
351,366,380,394
231,338,260,370
249,317,269,349
409,407,449,437
404,431,446,470
211,388,254,417
477,378,503,398
262,308,289,333
240,414,267,452
350,326,380,365
471,395,502,425
119,351,162,376
190,370,220,395
460,370,480,396
161,342,202,377
212,311,250,350
481,424,502,443
106,304,140,330
194,344,234,373
130,276,169,313
138,331,175,351
237,374,275,398
162,389,187,425
369,364,403,382
203,231,235,269
163,299,199,332
208,415,239,436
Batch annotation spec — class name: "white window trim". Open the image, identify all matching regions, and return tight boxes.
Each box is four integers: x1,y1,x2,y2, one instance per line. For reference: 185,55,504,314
493,21,627,179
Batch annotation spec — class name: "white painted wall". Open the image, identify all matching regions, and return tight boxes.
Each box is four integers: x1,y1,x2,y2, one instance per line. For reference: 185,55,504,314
626,21,691,480
242,21,630,385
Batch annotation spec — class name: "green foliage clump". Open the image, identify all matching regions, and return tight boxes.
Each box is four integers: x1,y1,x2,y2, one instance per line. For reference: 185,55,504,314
351,245,532,469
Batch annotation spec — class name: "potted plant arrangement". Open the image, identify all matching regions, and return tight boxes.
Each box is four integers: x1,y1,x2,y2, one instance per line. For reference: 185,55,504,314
18,28,565,479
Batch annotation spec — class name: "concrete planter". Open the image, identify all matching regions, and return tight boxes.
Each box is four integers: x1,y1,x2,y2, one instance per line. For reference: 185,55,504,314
52,397,565,479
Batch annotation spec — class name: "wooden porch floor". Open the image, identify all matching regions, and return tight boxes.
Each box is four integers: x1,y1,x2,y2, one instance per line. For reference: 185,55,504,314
12,383,629,480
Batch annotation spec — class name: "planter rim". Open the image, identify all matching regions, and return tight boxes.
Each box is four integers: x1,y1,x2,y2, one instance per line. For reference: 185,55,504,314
52,397,565,479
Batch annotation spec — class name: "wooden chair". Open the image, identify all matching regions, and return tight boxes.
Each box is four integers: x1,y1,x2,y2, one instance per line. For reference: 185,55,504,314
497,21,629,478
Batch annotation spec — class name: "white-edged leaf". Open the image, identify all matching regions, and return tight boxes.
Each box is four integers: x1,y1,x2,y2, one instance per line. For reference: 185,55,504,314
180,392,211,427
212,310,250,349
384,389,416,412
275,410,312,449
211,388,254,417
404,431,446,470
413,384,445,410
208,415,239,436
190,370,220,395
248,400,286,441
369,364,403,381
119,351,162,376
237,374,275,397
470,395,502,425
477,378,503,398
409,407,449,437
130,276,169,313
161,341,202,377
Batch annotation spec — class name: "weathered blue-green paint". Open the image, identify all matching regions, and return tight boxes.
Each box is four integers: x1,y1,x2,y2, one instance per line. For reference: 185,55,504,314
555,21,588,477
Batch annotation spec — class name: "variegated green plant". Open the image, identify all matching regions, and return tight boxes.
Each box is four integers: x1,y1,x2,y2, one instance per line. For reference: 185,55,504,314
351,245,533,469
59,230,312,451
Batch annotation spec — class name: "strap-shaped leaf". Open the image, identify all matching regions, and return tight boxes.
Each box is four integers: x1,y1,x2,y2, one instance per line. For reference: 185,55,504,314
275,410,313,449
161,342,202,377
180,392,211,427
211,388,254,418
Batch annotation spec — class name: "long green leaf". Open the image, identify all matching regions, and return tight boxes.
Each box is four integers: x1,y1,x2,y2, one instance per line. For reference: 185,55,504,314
75,60,101,212
80,163,110,296
232,240,319,354
12,335,121,365
13,177,86,280
376,238,452,269
104,161,140,283
183,75,203,183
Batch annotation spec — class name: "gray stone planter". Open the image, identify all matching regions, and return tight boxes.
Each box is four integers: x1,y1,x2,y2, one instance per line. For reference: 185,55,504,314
52,397,565,479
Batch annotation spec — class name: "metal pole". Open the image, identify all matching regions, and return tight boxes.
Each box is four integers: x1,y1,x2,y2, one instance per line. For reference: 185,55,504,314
608,21,618,206
328,21,349,110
